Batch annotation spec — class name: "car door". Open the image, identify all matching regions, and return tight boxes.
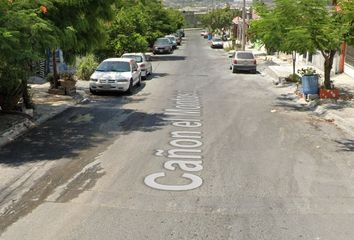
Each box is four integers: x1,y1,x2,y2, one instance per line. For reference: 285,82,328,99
131,62,140,85
143,54,152,73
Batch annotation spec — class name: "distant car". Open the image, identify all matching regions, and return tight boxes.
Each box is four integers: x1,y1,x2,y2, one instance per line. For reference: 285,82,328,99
200,30,207,37
173,33,182,45
211,37,223,49
122,53,152,80
153,37,173,54
230,51,257,74
177,29,185,37
165,35,178,49
89,58,141,94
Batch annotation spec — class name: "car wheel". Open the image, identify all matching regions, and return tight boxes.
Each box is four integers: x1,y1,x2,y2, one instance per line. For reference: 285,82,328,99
126,79,134,95
137,75,142,86
90,88,96,95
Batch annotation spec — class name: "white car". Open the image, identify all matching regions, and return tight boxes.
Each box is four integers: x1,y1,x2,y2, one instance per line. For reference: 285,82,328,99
230,51,257,74
210,37,224,49
122,53,152,80
89,58,141,94
200,30,207,36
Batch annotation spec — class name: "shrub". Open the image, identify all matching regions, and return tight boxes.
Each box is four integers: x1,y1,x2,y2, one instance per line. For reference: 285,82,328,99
76,54,99,80
285,73,301,83
0,66,25,110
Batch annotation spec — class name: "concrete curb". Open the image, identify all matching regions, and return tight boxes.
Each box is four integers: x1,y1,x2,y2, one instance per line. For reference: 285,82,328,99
263,64,354,137
324,111,354,135
0,90,88,148
0,104,72,148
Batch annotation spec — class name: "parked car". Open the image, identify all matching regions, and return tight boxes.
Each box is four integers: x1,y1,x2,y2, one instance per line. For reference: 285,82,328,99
230,51,257,74
122,53,152,80
210,37,223,49
165,35,178,49
177,29,185,37
153,37,173,54
200,30,207,37
173,33,182,45
89,58,141,94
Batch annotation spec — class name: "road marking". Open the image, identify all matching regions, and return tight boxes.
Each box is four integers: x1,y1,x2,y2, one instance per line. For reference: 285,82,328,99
144,91,204,191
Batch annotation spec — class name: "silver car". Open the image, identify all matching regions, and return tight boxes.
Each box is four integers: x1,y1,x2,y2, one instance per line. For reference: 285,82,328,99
122,53,152,80
153,38,173,54
211,37,224,49
165,35,178,49
230,51,257,74
89,58,141,94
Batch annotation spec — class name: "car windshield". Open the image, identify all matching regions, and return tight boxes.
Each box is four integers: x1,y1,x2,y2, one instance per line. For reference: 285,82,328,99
237,52,254,59
96,61,131,72
156,38,170,45
213,38,222,42
123,55,143,63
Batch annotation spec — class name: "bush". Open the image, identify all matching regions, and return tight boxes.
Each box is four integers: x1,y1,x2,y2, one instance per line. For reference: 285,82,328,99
285,73,301,83
0,66,25,110
76,54,99,80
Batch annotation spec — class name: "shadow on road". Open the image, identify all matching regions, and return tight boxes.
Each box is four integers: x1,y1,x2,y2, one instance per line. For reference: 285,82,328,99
334,139,354,152
0,103,167,166
151,55,187,62
150,73,169,79
273,93,312,112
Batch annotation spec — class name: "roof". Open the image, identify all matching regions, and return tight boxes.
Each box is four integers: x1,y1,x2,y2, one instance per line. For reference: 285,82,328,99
103,58,135,63
122,53,144,56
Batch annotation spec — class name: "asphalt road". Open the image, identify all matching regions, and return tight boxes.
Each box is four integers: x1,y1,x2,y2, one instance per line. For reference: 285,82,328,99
1,30,354,240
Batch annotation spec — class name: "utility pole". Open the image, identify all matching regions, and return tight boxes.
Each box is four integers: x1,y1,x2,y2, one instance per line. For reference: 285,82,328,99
241,0,246,51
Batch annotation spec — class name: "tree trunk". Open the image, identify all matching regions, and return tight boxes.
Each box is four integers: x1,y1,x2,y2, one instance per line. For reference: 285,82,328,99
292,52,296,76
22,78,33,109
323,50,336,89
52,49,59,88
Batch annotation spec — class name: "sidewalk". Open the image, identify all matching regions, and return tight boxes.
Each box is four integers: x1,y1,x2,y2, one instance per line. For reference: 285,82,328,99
260,53,354,136
0,79,89,147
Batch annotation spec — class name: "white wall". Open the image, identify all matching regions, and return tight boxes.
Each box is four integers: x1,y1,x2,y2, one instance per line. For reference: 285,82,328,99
344,63,354,78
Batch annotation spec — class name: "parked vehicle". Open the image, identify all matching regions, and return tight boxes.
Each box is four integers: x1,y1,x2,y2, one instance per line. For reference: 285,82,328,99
173,33,182,45
89,58,141,94
230,51,257,74
200,30,207,37
210,37,223,49
165,35,178,49
153,37,173,54
177,29,185,37
122,53,152,80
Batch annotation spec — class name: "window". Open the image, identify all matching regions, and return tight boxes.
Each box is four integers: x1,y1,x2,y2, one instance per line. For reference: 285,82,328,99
237,52,254,59
96,61,131,72
123,55,143,63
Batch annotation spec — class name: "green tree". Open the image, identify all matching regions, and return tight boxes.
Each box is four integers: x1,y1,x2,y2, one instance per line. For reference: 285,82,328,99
250,0,354,89
41,0,119,87
0,0,58,109
201,6,240,32
98,0,185,58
